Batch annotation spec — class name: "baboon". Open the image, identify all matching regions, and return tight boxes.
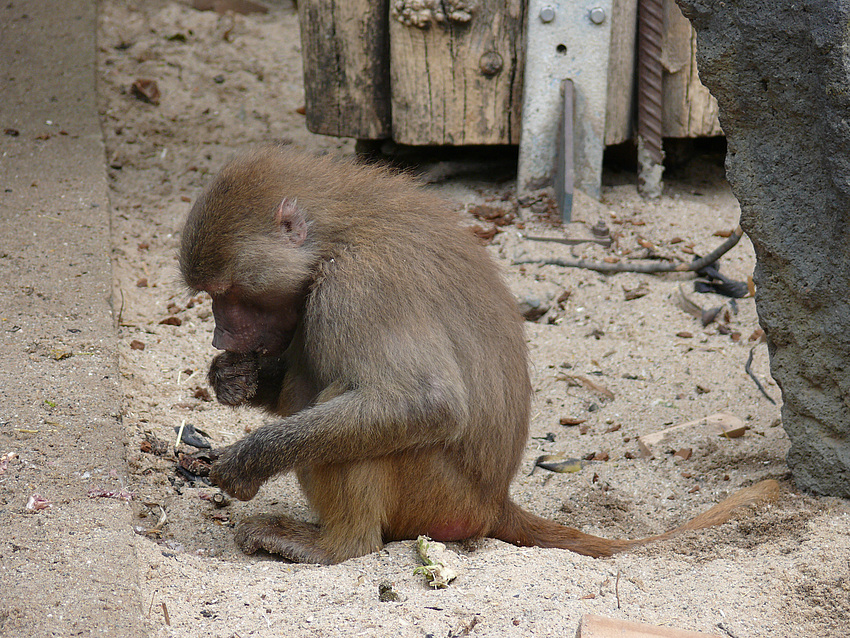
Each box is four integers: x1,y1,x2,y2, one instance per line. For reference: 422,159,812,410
179,144,778,564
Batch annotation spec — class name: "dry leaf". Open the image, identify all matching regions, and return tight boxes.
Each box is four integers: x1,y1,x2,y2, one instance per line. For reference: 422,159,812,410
565,375,615,401
415,536,458,588
623,281,650,301
26,493,52,511
749,328,766,342
469,223,497,243
130,78,161,105
534,454,584,473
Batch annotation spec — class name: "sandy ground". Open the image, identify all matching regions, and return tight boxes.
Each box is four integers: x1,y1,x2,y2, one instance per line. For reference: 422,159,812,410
96,1,849,636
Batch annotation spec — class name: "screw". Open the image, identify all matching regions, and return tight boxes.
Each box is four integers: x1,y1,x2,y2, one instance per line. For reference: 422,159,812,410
589,7,606,24
539,5,556,23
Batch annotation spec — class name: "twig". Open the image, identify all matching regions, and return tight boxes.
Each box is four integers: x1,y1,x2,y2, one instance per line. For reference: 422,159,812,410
615,570,621,610
745,345,776,404
161,602,170,626
175,419,187,451
521,234,612,247
514,225,744,274
117,288,125,326
718,622,740,638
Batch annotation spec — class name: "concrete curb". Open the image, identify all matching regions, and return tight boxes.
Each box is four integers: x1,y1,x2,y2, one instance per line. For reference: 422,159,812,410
1,1,145,635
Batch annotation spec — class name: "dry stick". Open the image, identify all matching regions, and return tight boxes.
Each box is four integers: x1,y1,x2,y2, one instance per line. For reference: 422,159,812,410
615,570,622,609
161,602,171,626
746,345,777,404
514,225,744,274
521,234,612,247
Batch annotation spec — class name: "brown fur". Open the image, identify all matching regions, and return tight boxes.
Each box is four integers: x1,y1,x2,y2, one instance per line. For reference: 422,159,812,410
180,145,779,564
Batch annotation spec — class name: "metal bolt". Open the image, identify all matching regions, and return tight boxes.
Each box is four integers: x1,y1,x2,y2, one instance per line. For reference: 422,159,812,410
589,7,606,24
479,51,504,77
539,5,556,23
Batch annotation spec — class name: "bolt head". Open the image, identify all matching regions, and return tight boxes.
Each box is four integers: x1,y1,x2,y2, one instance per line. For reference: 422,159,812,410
539,5,556,23
589,7,606,24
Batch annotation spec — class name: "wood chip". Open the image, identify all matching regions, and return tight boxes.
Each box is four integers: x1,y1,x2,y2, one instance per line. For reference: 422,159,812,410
674,447,693,461
560,417,586,426
130,78,160,105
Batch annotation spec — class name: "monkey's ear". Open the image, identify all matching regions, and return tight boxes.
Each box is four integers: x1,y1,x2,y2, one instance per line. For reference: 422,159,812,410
274,198,308,247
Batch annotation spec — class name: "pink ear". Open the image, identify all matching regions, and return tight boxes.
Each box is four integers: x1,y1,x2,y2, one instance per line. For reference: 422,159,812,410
274,198,308,247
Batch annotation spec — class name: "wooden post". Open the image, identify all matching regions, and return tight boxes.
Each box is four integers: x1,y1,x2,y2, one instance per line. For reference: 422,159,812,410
298,0,391,139
605,0,639,145
389,0,525,145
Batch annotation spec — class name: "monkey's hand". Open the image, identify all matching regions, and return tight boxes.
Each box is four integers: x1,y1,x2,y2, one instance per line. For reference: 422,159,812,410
209,440,265,501
208,351,260,406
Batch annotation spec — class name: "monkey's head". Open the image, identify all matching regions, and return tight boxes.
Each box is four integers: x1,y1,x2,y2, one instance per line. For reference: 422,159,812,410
179,152,319,356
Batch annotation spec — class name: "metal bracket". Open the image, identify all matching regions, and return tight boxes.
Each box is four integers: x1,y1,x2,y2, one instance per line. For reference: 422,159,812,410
518,0,614,212
554,79,575,220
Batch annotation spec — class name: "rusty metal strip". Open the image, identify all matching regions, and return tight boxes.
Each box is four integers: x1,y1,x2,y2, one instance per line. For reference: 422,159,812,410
637,0,665,196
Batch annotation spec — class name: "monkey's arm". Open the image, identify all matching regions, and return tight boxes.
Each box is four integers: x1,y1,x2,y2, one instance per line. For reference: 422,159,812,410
211,381,467,501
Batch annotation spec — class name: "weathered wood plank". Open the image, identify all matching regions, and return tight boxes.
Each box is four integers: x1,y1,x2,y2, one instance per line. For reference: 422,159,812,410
389,0,525,145
577,614,724,638
661,0,722,137
298,0,391,139
605,0,639,145
604,0,721,143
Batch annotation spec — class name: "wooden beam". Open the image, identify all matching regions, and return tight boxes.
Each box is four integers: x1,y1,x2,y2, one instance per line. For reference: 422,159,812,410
576,614,724,638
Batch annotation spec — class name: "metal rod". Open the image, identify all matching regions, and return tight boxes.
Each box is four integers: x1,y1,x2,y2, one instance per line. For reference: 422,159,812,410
637,0,665,197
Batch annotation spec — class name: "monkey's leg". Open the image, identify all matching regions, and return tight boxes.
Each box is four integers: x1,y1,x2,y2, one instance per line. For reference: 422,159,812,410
234,514,335,564
296,459,390,562
233,460,389,564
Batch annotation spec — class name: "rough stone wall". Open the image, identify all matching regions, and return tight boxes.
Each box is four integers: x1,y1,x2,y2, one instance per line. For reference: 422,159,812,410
675,0,850,496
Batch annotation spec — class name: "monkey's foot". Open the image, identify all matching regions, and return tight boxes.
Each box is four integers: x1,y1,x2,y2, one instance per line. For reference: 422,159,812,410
235,514,335,564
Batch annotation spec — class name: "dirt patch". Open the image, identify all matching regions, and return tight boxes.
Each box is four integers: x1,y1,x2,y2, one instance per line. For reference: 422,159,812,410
95,1,850,636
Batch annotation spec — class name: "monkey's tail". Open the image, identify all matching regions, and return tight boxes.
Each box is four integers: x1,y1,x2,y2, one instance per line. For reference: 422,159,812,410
492,479,781,558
